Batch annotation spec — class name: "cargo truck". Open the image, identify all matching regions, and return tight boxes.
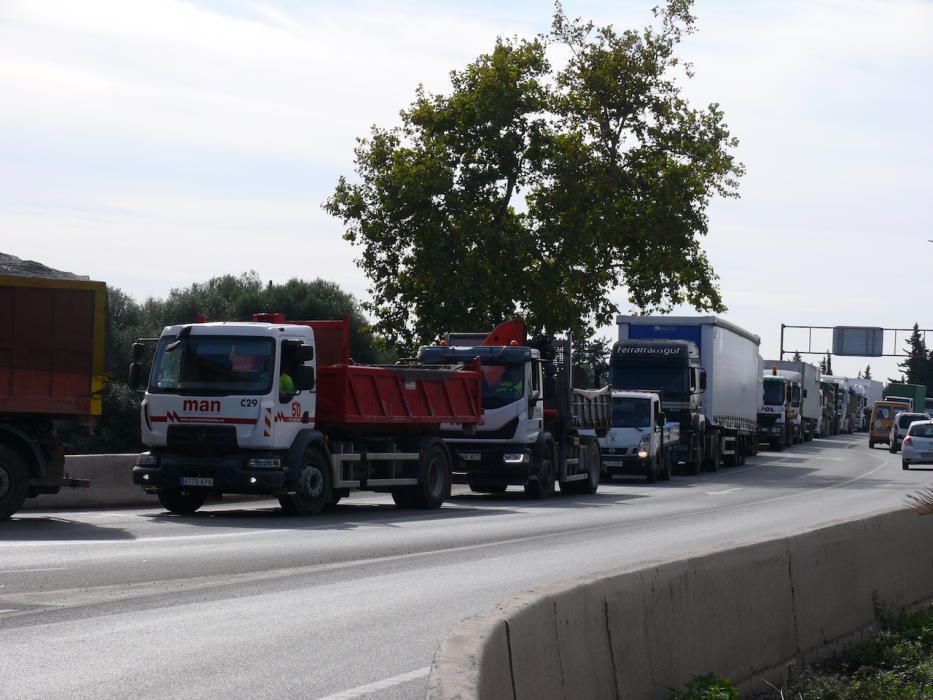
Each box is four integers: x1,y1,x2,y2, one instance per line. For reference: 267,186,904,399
818,380,838,437
758,367,800,450
130,314,483,514
599,390,679,483
417,320,611,497
823,376,852,433
612,316,761,474
883,383,927,412
0,274,105,520
769,360,821,441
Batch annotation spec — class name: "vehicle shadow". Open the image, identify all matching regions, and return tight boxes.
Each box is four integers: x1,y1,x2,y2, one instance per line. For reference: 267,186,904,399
0,517,136,541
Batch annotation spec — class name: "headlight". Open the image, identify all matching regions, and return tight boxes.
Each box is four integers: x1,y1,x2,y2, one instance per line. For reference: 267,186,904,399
136,453,159,467
503,453,529,464
247,457,282,469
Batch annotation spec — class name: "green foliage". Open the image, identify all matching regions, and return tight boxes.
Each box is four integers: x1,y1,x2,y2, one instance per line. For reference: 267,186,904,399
59,273,381,454
778,603,933,699
669,673,739,700
897,323,932,389
792,350,802,362
864,364,872,380
572,336,612,388
325,0,743,350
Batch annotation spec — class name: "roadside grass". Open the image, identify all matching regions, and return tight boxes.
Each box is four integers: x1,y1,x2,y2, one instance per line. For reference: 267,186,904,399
777,601,932,699
668,601,932,700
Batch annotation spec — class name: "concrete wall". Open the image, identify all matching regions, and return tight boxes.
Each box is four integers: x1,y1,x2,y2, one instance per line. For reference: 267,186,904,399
24,454,156,509
427,508,933,700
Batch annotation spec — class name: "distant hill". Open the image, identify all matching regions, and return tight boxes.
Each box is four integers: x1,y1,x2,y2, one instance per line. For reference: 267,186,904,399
0,252,88,280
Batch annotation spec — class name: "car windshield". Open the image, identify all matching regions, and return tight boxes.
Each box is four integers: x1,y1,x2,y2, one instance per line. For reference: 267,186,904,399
899,414,929,429
611,366,687,396
611,397,651,428
149,335,275,395
763,381,784,406
480,363,525,409
908,423,933,438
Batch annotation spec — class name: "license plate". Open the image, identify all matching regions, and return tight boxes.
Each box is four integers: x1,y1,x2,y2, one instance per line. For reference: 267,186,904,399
180,477,213,487
603,460,625,467
460,453,481,461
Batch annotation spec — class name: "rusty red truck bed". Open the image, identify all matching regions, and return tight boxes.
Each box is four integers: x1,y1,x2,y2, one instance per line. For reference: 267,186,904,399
0,276,107,418
303,319,482,430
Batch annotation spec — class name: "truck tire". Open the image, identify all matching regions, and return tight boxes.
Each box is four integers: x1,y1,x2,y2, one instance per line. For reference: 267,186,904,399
660,451,672,481
703,438,721,472
157,488,207,515
525,453,555,499
645,455,658,483
408,442,451,509
561,443,600,495
0,446,30,521
890,442,898,454
279,448,332,516
868,439,875,449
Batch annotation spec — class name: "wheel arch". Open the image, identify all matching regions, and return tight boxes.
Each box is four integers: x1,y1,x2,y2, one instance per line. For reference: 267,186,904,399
0,425,44,478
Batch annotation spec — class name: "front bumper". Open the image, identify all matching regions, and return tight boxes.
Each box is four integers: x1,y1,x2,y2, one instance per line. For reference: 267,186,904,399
600,451,650,476
132,452,289,494
447,445,534,484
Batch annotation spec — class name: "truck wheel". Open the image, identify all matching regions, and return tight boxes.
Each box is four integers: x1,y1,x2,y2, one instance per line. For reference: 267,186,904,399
279,448,332,516
703,439,721,472
561,443,600,495
0,446,30,521
868,439,874,449
525,455,555,499
409,442,451,509
157,488,207,515
645,456,658,483
660,452,672,481
685,458,700,476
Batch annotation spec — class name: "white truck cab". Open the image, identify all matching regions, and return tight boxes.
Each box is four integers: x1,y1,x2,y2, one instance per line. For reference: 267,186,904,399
599,391,679,483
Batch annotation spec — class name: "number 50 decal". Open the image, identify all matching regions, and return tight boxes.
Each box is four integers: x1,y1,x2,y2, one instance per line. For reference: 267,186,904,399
291,401,301,418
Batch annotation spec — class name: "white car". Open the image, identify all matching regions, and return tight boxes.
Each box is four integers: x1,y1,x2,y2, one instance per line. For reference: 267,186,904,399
901,420,933,470
888,412,931,453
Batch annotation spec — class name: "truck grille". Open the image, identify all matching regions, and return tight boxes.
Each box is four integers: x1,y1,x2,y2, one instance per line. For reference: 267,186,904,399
166,425,238,453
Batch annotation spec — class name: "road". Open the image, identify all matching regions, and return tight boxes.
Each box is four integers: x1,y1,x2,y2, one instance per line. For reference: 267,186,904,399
1,434,929,699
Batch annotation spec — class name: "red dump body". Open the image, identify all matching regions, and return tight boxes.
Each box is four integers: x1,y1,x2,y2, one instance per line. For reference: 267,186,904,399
0,276,107,418
278,317,482,430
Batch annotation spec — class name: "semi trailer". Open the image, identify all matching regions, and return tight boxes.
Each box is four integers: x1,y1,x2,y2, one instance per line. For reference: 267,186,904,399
130,314,483,514
884,383,927,412
0,274,105,520
417,320,611,497
612,316,761,474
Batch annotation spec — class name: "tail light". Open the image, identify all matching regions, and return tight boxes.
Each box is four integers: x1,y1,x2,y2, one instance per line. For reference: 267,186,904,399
903,436,913,446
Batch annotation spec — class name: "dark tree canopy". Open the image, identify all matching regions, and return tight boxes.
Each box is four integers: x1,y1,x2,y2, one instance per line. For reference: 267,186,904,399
326,0,743,349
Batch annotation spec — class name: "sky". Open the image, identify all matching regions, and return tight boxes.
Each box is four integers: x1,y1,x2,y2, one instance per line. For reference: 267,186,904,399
1,0,931,381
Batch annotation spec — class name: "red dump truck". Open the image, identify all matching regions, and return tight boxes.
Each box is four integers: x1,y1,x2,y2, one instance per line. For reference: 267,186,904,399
0,274,107,520
130,314,483,515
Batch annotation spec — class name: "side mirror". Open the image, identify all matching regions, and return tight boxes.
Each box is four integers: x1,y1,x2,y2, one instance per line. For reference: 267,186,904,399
131,342,145,361
803,389,808,398
657,412,666,426
698,370,707,392
296,344,314,362
294,365,316,391
128,362,142,390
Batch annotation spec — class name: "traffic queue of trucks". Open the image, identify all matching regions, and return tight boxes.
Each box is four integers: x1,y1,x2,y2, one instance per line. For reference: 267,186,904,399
2,265,928,520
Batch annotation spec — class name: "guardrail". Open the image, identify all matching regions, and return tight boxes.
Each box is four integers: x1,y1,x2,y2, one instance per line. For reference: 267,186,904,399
427,508,933,699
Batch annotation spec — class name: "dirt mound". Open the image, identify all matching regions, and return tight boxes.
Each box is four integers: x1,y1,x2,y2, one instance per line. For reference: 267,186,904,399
0,252,88,280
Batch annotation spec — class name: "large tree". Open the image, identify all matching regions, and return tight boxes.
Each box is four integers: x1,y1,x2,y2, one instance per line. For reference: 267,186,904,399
897,323,929,386
325,0,743,349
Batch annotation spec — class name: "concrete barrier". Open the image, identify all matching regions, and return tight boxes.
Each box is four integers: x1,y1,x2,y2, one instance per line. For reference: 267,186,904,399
427,508,933,699
24,454,155,509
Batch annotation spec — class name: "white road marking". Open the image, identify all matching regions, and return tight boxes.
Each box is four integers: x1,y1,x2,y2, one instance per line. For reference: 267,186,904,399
315,666,430,700
0,567,68,574
0,608,19,614
705,487,742,495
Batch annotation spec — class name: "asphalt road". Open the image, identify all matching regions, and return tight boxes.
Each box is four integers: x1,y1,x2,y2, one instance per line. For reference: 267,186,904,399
1,434,929,699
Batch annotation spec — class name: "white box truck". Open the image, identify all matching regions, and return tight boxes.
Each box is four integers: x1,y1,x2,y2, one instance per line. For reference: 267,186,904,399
613,316,762,474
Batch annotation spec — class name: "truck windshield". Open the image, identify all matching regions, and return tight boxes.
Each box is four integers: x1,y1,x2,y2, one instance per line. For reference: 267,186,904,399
763,381,784,406
481,363,525,409
610,366,687,396
149,335,275,395
611,398,651,428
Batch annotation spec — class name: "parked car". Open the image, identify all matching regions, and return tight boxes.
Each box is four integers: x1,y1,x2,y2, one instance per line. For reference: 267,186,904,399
901,420,933,470
889,412,931,453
